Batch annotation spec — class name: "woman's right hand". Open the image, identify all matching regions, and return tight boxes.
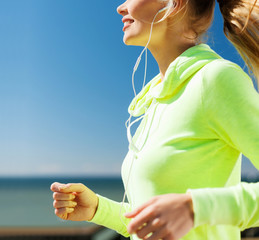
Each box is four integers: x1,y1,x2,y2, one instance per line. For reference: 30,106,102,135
50,182,99,221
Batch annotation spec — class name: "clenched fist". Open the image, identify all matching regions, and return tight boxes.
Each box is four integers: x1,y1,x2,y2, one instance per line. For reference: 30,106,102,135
50,182,99,221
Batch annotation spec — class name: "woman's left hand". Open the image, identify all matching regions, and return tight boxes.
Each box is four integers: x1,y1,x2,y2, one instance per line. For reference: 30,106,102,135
125,193,194,240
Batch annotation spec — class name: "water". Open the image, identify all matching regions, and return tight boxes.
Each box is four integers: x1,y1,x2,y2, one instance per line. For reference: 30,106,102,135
1,173,258,228
0,177,125,227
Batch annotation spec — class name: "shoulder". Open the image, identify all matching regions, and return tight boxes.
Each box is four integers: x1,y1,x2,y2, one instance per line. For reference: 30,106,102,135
201,59,253,93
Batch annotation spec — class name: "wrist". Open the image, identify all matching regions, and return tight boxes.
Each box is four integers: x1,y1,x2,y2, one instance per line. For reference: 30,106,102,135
88,194,99,221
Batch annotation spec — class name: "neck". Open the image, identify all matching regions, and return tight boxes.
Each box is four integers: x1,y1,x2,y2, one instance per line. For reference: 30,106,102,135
149,41,196,80
147,19,196,80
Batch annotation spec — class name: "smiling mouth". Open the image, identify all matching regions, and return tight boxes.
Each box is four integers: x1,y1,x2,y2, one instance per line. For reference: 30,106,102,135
123,20,134,32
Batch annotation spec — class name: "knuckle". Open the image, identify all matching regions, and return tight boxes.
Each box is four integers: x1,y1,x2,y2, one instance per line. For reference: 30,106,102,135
55,209,67,220
55,208,62,216
136,231,144,239
152,217,162,227
136,225,149,238
136,229,148,239
54,209,58,215
53,200,59,208
53,192,58,199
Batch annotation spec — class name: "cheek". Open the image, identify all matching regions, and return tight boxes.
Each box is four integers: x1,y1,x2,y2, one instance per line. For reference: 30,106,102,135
129,0,162,23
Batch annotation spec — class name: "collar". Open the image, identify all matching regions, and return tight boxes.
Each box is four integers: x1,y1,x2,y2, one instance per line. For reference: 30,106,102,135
128,44,222,117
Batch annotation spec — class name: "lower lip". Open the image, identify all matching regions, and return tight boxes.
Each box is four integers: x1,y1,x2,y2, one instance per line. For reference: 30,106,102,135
123,23,132,32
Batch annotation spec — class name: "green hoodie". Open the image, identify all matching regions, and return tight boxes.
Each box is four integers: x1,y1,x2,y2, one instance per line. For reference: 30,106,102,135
90,44,259,240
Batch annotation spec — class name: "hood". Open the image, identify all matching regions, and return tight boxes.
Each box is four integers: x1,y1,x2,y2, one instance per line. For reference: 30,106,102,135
128,44,222,117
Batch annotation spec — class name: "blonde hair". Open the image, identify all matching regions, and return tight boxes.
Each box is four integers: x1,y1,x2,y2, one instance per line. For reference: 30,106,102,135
166,0,259,88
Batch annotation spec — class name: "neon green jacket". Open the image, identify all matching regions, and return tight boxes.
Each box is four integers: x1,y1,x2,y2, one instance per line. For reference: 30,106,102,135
90,44,259,240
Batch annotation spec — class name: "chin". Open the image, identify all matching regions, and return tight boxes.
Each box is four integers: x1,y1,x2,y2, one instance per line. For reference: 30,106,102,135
123,34,133,45
123,35,145,47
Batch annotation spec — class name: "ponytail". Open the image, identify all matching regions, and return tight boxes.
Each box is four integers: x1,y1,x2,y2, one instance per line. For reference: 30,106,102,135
217,0,259,88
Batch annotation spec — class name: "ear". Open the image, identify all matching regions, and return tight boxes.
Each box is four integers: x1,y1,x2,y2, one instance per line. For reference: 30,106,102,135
167,0,186,16
172,0,184,11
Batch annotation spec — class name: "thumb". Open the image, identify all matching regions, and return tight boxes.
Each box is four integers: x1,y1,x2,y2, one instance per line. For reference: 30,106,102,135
124,197,158,218
124,200,151,218
124,211,137,218
59,183,87,193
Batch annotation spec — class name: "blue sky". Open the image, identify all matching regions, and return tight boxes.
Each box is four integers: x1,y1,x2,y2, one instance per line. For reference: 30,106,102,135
0,0,258,177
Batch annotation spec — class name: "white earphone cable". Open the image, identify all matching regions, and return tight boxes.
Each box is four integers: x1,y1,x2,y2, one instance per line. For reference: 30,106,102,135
119,3,175,229
119,9,163,228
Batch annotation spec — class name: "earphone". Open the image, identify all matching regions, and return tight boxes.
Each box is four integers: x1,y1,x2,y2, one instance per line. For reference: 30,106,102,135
119,2,175,228
131,5,170,92
158,6,169,13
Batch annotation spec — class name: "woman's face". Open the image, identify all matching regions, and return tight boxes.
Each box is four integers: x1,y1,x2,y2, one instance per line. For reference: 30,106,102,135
117,0,168,46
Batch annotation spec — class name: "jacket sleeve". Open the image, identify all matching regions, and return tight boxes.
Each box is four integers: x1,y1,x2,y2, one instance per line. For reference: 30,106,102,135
189,182,259,230
89,194,131,237
189,60,259,230
201,60,259,165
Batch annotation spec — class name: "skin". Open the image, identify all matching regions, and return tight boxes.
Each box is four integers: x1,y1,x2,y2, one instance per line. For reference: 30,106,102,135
51,0,196,239
117,0,196,79
124,194,194,240
51,182,98,221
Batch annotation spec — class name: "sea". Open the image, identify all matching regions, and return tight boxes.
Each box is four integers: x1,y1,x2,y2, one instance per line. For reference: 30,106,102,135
0,177,125,227
0,173,259,228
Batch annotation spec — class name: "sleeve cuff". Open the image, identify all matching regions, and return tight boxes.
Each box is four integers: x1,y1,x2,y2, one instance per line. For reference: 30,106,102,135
89,194,131,237
187,183,259,229
187,188,213,228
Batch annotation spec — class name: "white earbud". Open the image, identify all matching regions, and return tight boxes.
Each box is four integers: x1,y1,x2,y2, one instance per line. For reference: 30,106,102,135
158,1,177,13
158,6,169,13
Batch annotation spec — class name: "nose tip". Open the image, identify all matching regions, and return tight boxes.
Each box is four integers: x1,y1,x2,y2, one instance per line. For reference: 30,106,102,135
117,3,127,15
116,5,121,14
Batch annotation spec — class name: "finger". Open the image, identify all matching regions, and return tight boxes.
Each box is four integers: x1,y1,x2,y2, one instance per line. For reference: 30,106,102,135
55,207,74,220
125,198,157,218
50,182,64,192
136,218,164,239
127,206,157,234
53,192,76,201
51,182,86,193
145,226,167,240
53,200,77,209
59,183,87,193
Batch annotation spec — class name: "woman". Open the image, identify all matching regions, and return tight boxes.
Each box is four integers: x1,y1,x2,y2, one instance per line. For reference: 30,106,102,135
51,0,259,239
